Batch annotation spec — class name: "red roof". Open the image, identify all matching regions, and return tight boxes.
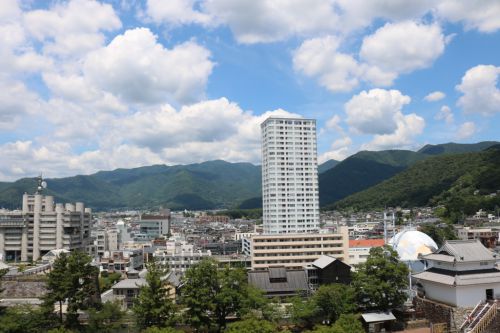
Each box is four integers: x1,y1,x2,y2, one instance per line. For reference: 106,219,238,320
349,239,385,248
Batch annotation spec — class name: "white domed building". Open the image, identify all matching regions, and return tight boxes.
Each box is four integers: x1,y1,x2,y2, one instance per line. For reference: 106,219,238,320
389,229,438,272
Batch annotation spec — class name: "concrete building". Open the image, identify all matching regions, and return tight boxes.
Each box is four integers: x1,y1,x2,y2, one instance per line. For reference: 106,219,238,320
153,246,212,274
93,227,120,258
0,179,92,262
348,239,385,267
250,227,349,270
261,117,319,234
100,249,144,273
135,211,171,240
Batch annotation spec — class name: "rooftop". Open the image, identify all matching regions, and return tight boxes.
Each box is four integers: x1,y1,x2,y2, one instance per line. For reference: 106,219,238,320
424,240,497,262
349,239,385,248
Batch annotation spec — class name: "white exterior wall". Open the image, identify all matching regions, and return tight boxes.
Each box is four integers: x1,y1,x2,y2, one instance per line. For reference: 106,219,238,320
348,247,371,266
421,281,458,306
456,284,500,307
429,260,496,271
421,281,500,307
261,118,319,234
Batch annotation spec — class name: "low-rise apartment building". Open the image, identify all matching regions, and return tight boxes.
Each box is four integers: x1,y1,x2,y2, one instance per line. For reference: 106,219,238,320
250,227,349,270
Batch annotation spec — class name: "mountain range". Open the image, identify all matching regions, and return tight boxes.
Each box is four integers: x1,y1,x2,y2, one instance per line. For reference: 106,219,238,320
0,141,497,211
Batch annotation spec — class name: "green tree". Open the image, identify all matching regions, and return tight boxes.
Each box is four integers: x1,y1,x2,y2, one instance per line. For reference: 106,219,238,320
0,267,7,294
181,258,259,332
225,317,276,333
133,260,176,330
287,296,318,329
331,314,364,333
305,315,363,333
42,251,100,328
0,305,53,333
419,223,456,247
87,301,125,333
313,284,356,324
352,246,409,311
142,328,183,333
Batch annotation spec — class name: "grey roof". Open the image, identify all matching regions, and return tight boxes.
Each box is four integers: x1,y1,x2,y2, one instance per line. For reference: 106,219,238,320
420,253,456,262
312,255,337,269
424,240,497,262
111,278,147,290
362,312,396,323
269,267,286,279
413,270,500,286
248,269,309,294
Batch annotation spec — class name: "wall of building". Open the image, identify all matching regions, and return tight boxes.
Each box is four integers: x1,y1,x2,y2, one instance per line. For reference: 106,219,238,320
456,284,500,307
420,281,457,306
251,227,348,270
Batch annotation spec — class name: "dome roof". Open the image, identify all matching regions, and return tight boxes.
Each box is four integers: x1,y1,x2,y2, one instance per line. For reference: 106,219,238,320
389,229,438,261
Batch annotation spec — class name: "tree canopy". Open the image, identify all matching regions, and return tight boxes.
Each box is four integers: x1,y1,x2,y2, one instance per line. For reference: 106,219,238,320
133,260,176,330
352,246,409,310
42,251,100,328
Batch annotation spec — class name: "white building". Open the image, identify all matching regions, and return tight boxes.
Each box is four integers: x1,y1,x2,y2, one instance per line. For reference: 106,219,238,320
153,248,212,273
0,179,92,262
348,239,385,267
261,117,319,234
414,240,500,307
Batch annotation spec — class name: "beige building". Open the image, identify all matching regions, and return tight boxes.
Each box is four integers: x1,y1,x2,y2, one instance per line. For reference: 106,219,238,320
250,227,349,270
0,179,92,262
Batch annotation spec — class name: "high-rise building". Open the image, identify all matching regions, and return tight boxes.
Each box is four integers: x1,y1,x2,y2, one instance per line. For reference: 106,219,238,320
0,177,92,262
261,117,320,234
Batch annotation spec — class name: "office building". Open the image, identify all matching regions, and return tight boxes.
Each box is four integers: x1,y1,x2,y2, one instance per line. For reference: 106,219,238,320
261,117,319,234
0,177,92,262
135,210,171,240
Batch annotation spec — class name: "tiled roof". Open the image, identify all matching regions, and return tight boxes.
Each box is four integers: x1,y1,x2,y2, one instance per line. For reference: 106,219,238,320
413,268,500,286
349,239,385,248
427,240,497,262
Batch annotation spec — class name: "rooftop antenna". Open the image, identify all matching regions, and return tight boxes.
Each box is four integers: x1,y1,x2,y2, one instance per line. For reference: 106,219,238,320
392,212,396,239
35,174,47,194
383,211,388,244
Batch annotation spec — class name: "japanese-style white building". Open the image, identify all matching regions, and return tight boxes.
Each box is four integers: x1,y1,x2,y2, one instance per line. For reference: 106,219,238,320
413,240,500,307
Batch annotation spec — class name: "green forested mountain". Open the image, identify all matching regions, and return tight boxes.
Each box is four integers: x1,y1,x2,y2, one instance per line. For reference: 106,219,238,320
318,159,339,173
0,160,261,211
418,141,499,155
332,146,500,211
0,142,497,211
319,150,427,206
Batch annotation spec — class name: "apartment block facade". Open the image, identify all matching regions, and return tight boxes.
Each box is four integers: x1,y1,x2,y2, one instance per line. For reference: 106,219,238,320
0,192,92,262
261,117,320,234
250,227,349,270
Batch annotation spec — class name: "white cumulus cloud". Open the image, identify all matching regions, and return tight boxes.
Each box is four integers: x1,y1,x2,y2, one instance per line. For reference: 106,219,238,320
424,91,446,102
345,89,411,135
437,0,500,33
360,21,445,74
84,28,214,105
456,64,500,115
145,0,211,26
456,121,476,140
23,0,122,57
435,105,454,124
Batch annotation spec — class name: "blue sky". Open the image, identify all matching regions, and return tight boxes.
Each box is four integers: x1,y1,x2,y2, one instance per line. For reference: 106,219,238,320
0,0,499,180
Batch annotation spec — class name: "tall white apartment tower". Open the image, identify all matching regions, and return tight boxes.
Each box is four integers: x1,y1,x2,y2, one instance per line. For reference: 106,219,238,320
261,117,320,234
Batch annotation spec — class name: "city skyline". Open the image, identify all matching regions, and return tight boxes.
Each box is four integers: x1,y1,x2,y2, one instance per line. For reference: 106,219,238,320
1,0,499,180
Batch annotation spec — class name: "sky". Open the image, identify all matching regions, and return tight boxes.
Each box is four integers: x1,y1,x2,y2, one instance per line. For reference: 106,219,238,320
1,0,500,180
